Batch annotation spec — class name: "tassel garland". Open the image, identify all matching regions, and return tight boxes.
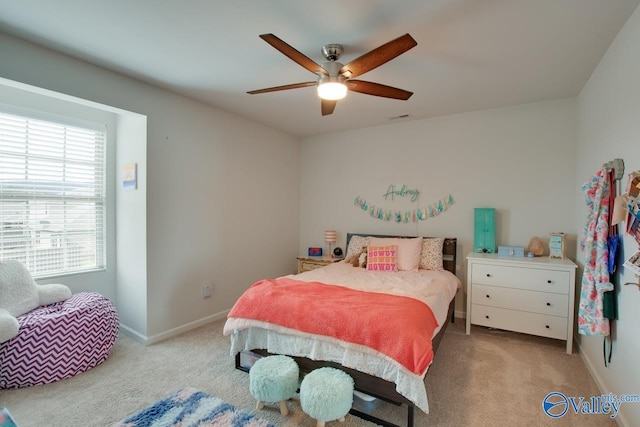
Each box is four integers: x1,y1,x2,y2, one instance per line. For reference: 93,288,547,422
354,194,455,223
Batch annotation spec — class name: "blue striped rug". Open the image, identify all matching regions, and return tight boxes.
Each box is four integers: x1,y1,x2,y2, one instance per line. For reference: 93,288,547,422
115,387,275,427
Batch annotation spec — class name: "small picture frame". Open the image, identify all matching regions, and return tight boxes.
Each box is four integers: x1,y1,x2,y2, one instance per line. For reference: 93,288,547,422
549,232,566,259
122,162,137,191
308,247,323,257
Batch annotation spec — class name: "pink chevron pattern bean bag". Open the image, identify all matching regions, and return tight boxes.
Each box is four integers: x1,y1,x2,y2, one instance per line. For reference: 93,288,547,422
0,292,119,388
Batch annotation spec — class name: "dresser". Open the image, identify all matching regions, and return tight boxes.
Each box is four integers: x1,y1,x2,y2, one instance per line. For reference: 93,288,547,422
296,256,340,273
466,252,577,354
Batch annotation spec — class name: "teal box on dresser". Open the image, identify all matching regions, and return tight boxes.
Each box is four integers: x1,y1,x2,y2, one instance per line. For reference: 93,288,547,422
474,208,496,253
498,245,524,257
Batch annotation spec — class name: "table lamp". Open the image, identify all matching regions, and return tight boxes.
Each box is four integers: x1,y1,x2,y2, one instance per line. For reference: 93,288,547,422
324,230,337,258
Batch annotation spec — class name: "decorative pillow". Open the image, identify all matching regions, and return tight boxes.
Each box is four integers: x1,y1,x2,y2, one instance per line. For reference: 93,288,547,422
419,237,445,270
369,237,423,272
366,245,397,271
345,235,370,260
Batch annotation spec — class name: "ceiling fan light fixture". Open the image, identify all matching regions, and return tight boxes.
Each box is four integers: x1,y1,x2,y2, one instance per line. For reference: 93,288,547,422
317,82,347,100
317,74,347,100
250,33,417,115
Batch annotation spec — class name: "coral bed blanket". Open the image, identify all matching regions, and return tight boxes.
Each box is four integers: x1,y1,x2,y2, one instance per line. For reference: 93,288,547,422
227,278,439,375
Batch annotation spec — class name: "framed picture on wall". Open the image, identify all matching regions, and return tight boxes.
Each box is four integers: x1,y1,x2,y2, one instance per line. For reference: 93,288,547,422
122,163,137,190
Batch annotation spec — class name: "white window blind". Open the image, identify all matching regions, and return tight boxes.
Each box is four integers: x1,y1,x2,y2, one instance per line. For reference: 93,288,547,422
0,110,106,278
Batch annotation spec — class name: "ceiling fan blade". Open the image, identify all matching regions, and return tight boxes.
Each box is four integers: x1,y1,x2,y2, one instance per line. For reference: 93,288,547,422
321,99,337,116
347,80,413,100
259,34,328,76
247,81,317,95
339,33,417,79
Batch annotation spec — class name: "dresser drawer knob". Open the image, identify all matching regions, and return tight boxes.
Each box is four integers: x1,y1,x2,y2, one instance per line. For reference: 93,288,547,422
486,294,491,299
546,302,551,306
545,325,550,329
547,280,552,284
485,315,490,319
486,274,492,278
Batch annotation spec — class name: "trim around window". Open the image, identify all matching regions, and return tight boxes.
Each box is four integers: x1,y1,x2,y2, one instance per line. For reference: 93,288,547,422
0,109,107,277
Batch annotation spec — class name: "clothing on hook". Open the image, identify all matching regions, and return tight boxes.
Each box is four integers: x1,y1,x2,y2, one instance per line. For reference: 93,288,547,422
578,166,613,336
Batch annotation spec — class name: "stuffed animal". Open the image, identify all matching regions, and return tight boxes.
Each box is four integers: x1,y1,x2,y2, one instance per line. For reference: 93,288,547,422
358,250,368,268
344,247,368,268
0,260,72,343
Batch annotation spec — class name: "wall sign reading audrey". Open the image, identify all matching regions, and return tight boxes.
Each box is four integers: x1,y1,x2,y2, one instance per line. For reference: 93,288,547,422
383,184,420,202
354,184,454,223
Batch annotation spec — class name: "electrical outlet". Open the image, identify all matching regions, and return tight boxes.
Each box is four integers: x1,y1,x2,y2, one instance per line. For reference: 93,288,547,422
202,284,212,298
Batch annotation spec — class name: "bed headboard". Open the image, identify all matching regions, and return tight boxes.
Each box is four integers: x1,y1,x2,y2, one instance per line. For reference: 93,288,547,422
345,233,458,275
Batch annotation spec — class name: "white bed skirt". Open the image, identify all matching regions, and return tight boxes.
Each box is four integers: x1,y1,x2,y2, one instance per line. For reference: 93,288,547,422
227,322,430,413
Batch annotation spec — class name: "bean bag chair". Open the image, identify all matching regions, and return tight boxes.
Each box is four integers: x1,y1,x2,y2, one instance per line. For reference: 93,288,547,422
0,292,119,388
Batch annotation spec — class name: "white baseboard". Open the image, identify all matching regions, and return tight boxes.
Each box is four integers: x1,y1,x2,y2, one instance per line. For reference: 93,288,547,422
118,309,230,346
118,324,147,344
576,337,628,427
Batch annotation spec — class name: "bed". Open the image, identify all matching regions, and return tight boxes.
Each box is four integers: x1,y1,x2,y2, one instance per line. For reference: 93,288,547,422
224,234,460,427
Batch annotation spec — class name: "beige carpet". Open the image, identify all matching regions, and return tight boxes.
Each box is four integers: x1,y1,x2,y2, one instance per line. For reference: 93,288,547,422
0,318,616,427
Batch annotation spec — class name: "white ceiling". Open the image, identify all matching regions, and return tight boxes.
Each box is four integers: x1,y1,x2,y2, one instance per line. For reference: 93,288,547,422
1,0,639,138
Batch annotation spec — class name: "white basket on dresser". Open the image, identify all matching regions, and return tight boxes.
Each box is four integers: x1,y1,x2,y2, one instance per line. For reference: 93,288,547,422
466,252,577,354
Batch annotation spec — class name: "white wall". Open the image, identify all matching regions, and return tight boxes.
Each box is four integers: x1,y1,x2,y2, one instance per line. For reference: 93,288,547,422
300,98,578,316
115,113,148,337
576,5,640,426
0,32,301,341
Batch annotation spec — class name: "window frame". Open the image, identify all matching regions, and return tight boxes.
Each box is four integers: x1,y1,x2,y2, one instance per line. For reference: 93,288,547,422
0,106,107,279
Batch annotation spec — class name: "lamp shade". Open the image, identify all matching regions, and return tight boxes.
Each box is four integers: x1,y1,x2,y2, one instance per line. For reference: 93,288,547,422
324,230,337,244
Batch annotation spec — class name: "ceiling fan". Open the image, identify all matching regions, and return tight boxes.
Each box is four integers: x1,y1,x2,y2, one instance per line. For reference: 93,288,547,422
247,33,417,116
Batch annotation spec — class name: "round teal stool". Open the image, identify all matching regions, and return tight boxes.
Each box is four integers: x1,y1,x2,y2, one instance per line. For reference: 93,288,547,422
300,367,354,427
249,355,299,415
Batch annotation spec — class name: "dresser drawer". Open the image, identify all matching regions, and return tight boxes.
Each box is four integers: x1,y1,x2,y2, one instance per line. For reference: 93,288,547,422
300,260,327,272
297,257,339,273
470,305,568,340
471,284,569,317
471,263,569,294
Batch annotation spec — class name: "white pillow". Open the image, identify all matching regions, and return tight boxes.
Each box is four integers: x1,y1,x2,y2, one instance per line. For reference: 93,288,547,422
369,237,423,272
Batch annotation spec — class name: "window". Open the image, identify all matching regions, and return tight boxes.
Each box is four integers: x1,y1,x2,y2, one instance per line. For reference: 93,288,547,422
0,110,106,277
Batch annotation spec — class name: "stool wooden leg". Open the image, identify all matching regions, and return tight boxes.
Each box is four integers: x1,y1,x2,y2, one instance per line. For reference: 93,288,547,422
339,416,345,422
256,400,264,410
316,421,325,427
279,400,289,416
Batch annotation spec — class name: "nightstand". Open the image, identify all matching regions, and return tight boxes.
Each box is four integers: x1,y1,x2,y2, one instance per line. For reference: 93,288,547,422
296,256,341,273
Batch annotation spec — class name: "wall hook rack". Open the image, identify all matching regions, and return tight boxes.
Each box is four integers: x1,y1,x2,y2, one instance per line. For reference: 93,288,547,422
605,158,625,180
